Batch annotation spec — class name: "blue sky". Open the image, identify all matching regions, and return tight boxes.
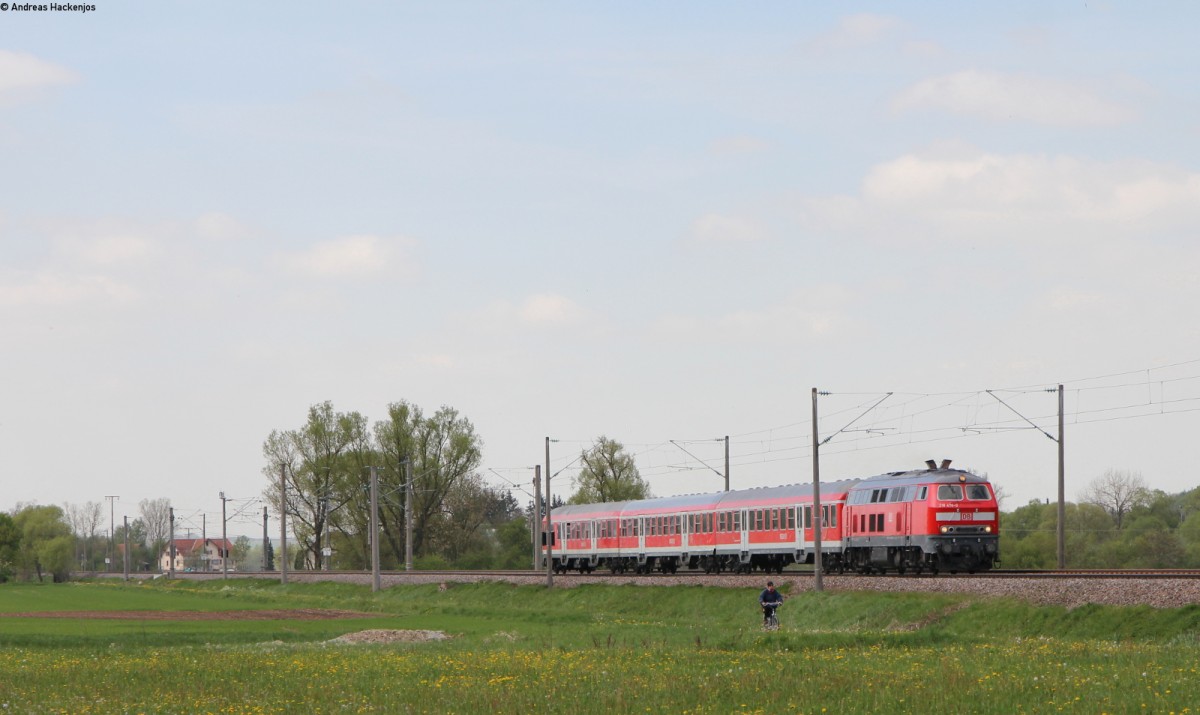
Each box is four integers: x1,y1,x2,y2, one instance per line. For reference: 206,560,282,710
3,2,1200,534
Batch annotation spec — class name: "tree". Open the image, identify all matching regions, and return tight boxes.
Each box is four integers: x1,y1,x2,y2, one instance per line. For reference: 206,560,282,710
0,513,19,582
139,498,173,560
1081,469,1150,529
261,401,372,570
62,501,104,569
232,535,252,569
569,436,651,505
373,402,484,561
13,505,74,582
114,518,151,572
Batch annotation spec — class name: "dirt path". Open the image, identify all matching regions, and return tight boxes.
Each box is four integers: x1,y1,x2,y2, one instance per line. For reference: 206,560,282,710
0,609,376,621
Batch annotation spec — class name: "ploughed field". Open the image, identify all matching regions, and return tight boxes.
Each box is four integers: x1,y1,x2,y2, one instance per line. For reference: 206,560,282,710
1,578,1199,713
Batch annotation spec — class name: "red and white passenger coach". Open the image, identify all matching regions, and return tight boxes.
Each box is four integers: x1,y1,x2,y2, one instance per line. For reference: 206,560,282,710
545,460,999,575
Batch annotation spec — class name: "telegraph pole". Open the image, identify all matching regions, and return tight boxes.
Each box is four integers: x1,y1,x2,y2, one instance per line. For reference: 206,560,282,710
104,495,118,572
280,464,288,585
1057,384,1066,569
122,515,129,581
986,387,1066,569
811,388,824,592
262,506,269,572
370,465,381,592
545,436,553,588
405,459,414,572
724,436,730,492
533,466,542,570
220,492,228,580
168,507,176,578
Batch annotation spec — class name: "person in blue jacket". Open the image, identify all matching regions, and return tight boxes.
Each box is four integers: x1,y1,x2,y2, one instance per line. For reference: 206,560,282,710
759,580,783,624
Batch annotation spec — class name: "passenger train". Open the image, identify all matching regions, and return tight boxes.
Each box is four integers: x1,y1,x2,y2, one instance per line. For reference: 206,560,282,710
545,460,999,575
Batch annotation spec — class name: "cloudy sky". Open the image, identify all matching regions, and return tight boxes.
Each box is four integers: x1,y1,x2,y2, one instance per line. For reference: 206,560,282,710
3,3,1199,535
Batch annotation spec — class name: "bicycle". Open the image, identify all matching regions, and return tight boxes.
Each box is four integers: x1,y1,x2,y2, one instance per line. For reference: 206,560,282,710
761,601,782,631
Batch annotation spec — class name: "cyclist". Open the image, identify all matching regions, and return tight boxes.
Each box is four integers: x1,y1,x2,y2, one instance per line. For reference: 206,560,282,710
759,580,783,626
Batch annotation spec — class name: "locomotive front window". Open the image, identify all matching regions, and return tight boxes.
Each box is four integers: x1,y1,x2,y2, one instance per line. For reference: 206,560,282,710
937,484,963,500
966,484,990,500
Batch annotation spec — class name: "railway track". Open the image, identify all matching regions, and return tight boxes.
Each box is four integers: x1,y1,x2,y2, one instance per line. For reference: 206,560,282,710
92,568,1200,581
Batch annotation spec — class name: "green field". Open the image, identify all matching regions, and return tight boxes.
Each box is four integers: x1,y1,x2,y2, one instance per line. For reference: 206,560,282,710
1,579,1199,714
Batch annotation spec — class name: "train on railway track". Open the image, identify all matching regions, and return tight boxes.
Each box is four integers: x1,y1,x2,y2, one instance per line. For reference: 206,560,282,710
546,460,999,576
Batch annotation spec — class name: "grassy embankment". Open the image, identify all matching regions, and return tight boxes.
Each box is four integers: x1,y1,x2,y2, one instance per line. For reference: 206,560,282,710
1,578,1199,713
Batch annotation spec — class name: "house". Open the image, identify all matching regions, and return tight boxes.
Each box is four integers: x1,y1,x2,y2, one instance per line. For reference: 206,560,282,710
159,538,235,572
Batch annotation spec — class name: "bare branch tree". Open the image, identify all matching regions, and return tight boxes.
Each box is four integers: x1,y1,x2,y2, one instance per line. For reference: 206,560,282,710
1080,469,1150,530
139,498,172,557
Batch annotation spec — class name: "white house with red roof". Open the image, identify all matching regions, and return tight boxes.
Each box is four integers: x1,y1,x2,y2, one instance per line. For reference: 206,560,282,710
159,538,236,572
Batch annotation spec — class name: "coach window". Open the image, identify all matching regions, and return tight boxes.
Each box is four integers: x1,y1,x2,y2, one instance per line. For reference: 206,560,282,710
786,508,796,530
966,484,990,500
937,484,964,500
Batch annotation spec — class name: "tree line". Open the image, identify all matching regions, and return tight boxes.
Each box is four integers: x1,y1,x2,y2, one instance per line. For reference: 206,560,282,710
0,498,174,582
1001,469,1200,568
14,400,1191,580
261,400,532,570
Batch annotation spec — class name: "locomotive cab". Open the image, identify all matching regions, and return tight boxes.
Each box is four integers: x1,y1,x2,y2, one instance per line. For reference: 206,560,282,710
842,462,1000,575
917,472,999,573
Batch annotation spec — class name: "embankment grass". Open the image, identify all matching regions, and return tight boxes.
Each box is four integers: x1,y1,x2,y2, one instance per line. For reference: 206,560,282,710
1,578,1198,713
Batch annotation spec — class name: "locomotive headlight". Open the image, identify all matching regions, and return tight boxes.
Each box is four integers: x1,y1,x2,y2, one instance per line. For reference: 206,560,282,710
984,526,993,534
939,526,949,534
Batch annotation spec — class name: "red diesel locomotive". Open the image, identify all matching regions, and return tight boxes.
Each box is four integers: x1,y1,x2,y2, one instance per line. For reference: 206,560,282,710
546,460,999,575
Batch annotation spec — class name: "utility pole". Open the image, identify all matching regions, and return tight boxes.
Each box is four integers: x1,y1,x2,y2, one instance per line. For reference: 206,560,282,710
122,515,129,581
280,464,288,585
370,465,381,592
262,506,269,572
533,466,542,570
201,513,207,572
724,436,730,492
168,507,176,578
1057,384,1065,570
220,492,228,580
405,459,414,572
321,495,330,571
545,436,553,588
811,388,824,592
104,495,118,572
986,387,1066,569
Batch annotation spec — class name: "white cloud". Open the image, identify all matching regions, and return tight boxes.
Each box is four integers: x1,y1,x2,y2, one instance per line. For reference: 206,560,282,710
193,212,256,242
796,147,1200,244
277,234,415,279
36,217,166,267
892,70,1134,126
811,14,900,52
0,271,137,308
688,213,770,243
519,293,584,326
654,289,850,346
0,50,76,98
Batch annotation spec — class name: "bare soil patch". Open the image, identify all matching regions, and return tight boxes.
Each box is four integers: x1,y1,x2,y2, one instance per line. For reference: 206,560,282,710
1,609,374,621
327,629,449,644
